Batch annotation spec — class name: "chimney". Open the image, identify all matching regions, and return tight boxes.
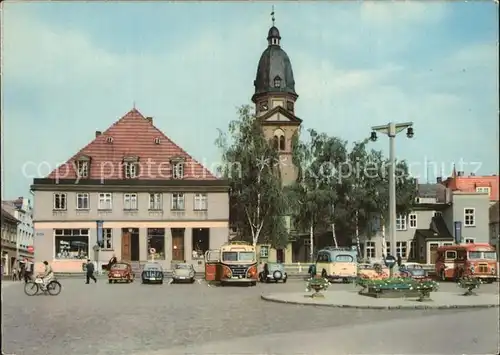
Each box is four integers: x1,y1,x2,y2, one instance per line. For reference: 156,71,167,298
146,117,153,124
457,171,464,177
436,177,442,183
95,131,102,138
470,172,475,176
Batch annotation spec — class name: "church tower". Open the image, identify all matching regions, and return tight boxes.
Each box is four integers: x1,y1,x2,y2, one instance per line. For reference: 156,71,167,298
252,19,302,186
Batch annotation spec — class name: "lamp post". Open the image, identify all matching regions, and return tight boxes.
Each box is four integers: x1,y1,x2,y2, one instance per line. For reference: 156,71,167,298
370,122,414,257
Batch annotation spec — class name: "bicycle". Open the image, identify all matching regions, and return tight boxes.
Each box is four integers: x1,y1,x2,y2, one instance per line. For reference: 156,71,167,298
24,277,62,296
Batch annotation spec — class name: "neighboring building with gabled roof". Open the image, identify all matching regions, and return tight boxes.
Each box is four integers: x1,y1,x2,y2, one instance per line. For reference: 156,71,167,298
31,108,229,273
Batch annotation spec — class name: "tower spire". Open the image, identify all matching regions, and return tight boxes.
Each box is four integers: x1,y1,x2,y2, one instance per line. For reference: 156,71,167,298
271,6,275,26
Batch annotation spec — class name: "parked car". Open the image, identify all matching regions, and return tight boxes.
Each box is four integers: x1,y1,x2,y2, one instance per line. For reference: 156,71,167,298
399,263,429,280
172,263,195,283
141,262,164,284
108,262,134,283
259,262,287,283
357,263,390,280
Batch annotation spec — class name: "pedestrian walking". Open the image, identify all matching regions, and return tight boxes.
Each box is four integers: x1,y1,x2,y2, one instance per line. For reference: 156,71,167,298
12,268,17,281
85,259,97,284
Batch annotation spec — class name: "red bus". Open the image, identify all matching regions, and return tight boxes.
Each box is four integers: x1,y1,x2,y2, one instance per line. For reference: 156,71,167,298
435,243,497,283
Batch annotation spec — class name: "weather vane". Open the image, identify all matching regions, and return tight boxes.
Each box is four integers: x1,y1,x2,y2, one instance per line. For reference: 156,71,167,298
271,6,275,26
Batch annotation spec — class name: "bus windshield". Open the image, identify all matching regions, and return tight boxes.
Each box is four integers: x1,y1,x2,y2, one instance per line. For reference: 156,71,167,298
468,251,497,260
222,251,255,262
334,254,354,262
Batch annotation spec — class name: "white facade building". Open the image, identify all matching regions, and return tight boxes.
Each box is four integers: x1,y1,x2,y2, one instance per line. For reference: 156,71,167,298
2,197,34,260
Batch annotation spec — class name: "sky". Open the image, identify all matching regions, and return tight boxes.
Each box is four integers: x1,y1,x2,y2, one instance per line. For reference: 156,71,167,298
1,1,498,199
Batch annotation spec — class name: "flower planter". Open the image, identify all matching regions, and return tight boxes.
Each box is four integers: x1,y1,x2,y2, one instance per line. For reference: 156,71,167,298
357,277,438,301
305,278,329,298
457,277,481,296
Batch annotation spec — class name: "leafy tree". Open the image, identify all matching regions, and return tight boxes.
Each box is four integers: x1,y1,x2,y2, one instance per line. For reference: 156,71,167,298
287,129,340,261
215,105,288,248
335,140,417,257
288,129,417,260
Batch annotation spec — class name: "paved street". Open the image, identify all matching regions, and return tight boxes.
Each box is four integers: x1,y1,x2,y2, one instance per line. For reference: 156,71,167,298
2,279,499,354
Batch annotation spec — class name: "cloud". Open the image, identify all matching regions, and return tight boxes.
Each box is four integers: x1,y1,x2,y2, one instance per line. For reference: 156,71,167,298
359,1,447,27
1,3,497,198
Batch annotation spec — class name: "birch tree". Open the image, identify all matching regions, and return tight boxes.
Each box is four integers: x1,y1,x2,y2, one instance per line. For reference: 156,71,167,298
216,105,288,248
287,129,339,261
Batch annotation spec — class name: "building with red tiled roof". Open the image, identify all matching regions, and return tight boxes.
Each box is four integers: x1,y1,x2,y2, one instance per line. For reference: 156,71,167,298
30,108,230,273
441,167,499,203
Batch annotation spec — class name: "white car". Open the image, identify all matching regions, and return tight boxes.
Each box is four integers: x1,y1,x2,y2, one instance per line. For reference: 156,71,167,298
171,263,195,283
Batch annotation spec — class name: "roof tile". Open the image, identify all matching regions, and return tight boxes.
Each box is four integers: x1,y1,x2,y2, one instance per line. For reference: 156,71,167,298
47,108,217,181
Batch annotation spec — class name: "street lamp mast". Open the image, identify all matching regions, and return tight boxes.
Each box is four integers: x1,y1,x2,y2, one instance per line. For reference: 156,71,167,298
370,122,414,257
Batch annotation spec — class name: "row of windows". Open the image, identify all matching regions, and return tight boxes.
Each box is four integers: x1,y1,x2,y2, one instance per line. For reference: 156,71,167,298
53,193,208,211
74,160,185,179
363,239,477,260
53,228,209,261
394,208,476,231
364,241,414,259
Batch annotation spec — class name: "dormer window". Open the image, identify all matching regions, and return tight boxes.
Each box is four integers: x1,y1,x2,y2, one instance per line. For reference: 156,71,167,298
123,156,139,179
171,157,185,179
273,76,282,88
75,155,90,178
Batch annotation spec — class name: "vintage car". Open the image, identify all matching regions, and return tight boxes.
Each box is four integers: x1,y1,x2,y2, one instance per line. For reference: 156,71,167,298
259,262,287,283
398,263,429,280
108,262,134,283
171,263,195,283
141,262,164,284
357,263,390,280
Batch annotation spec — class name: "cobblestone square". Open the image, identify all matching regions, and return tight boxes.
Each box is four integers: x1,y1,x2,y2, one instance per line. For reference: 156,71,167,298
2,279,499,354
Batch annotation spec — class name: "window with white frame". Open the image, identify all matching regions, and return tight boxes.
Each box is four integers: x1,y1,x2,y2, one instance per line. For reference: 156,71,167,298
99,228,113,250
396,214,407,230
464,208,475,226
124,162,138,179
386,242,391,256
76,193,89,210
123,193,138,210
465,238,475,244
396,241,407,258
149,193,162,210
171,193,185,210
98,193,112,210
194,193,208,210
54,229,89,259
366,241,375,259
260,245,269,258
409,214,417,228
76,160,89,178
53,193,67,210
172,162,184,179
475,186,490,194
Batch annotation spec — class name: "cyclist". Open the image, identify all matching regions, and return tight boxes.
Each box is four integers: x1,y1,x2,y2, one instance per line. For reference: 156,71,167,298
39,261,54,290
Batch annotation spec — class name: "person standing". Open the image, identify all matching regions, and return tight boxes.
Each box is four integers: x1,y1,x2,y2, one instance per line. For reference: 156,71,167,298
85,259,97,284
107,254,117,271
